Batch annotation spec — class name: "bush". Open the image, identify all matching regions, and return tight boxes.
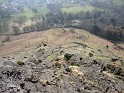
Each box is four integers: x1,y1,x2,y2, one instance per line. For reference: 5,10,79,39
17,61,25,66
89,53,93,57
64,53,74,61
111,57,118,62
55,62,61,68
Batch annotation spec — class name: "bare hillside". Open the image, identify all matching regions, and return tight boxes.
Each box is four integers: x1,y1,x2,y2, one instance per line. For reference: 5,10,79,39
0,28,124,93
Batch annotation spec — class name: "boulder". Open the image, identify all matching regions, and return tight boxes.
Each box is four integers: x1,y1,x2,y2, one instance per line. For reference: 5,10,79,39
0,61,18,67
64,53,74,61
111,57,118,62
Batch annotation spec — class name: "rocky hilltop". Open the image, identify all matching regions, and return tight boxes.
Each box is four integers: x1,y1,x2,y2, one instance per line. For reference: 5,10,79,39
0,28,124,93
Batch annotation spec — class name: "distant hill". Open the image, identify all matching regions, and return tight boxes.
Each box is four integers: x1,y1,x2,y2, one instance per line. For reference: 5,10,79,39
92,0,124,6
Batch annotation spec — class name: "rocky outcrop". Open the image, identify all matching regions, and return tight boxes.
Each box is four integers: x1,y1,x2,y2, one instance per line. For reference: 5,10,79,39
102,63,124,81
0,28,124,93
1,53,124,93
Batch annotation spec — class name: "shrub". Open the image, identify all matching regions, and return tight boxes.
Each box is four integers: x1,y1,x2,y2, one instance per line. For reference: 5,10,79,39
55,62,61,68
89,53,93,57
64,53,74,61
111,57,118,62
17,61,25,66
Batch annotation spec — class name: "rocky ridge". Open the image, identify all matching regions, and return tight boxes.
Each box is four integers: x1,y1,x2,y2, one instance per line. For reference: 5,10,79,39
0,28,124,93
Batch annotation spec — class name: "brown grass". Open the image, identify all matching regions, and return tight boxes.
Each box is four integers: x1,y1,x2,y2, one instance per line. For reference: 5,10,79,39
0,28,123,57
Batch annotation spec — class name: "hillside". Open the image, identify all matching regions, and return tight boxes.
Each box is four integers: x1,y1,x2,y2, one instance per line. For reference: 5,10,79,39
95,0,124,6
0,0,124,93
0,28,124,93
0,28,124,57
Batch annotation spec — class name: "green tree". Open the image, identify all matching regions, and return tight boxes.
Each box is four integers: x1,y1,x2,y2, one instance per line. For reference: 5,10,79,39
90,25,100,35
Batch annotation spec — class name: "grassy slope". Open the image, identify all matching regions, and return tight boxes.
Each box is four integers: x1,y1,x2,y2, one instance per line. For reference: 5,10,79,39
0,28,123,73
113,0,124,6
20,8,34,19
62,5,95,13
15,7,49,20
37,7,49,16
0,28,123,57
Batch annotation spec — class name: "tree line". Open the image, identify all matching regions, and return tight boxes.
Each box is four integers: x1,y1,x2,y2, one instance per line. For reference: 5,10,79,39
0,3,124,42
15,6,124,42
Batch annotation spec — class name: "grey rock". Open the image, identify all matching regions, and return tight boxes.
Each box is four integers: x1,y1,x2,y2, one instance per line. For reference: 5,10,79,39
0,61,18,67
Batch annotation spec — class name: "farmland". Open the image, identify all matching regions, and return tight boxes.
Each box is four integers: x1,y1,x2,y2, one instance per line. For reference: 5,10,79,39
62,5,95,13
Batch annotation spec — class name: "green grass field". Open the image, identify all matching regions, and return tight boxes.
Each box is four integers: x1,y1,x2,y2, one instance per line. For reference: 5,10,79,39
62,5,95,13
0,6,49,34
20,8,34,18
11,7,49,21
19,7,49,19
113,0,124,6
37,7,49,16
